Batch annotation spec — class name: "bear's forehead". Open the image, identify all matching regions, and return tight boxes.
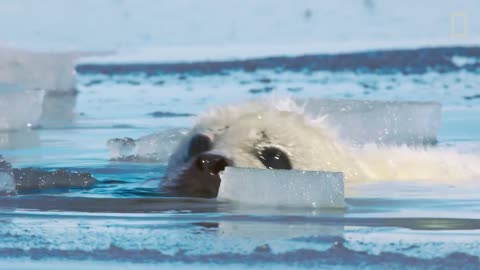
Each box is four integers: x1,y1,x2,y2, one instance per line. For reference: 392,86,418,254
193,112,316,146
188,109,327,158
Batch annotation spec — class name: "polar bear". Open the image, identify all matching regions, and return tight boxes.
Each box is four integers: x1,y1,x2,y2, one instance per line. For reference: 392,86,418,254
163,99,480,198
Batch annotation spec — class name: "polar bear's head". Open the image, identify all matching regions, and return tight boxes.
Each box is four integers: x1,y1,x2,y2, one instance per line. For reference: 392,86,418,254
163,99,359,197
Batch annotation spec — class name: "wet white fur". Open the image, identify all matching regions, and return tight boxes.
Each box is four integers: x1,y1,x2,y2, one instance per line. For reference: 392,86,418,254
165,98,480,189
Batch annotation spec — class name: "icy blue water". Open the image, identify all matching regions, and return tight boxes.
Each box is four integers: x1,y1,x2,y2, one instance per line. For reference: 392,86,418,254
1,47,480,269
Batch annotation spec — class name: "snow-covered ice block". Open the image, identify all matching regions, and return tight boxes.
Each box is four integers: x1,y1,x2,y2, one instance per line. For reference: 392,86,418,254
218,167,345,208
0,47,108,92
297,98,441,145
0,47,77,91
0,47,109,129
107,128,189,163
39,91,77,128
0,87,45,130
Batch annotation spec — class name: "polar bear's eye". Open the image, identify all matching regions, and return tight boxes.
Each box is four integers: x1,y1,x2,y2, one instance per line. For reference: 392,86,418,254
188,134,212,158
256,147,292,170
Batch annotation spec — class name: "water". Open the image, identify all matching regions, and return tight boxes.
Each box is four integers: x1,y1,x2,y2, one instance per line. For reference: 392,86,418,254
1,47,480,269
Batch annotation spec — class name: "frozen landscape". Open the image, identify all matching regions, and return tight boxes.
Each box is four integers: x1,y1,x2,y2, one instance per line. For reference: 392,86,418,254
0,0,480,269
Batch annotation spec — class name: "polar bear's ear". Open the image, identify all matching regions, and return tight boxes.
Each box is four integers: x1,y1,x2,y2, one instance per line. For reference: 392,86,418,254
188,134,212,158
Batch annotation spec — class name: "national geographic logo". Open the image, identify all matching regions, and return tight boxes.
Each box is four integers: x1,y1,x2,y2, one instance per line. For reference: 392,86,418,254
450,12,469,38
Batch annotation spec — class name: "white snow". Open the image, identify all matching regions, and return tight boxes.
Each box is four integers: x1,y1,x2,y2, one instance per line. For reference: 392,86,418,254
451,56,479,67
218,167,345,208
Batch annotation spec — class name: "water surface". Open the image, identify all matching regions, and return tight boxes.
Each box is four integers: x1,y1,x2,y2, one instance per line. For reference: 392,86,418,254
1,47,480,269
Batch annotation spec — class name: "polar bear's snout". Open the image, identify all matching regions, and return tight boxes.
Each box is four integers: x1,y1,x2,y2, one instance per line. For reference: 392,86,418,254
184,153,232,197
195,153,232,175
166,152,233,198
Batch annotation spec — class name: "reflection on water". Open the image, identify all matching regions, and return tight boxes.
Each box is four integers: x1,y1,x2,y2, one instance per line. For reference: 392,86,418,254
0,130,40,150
1,194,480,268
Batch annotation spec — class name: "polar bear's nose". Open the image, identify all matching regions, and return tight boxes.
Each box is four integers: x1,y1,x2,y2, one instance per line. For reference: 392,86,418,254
195,154,231,175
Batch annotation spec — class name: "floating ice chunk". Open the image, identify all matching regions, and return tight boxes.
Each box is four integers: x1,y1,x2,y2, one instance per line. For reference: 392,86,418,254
0,87,44,130
0,47,96,130
297,98,441,145
0,156,95,194
218,167,345,208
0,47,109,129
451,56,479,67
12,168,96,191
107,137,136,159
107,128,189,163
39,91,77,128
0,47,109,92
0,47,75,91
